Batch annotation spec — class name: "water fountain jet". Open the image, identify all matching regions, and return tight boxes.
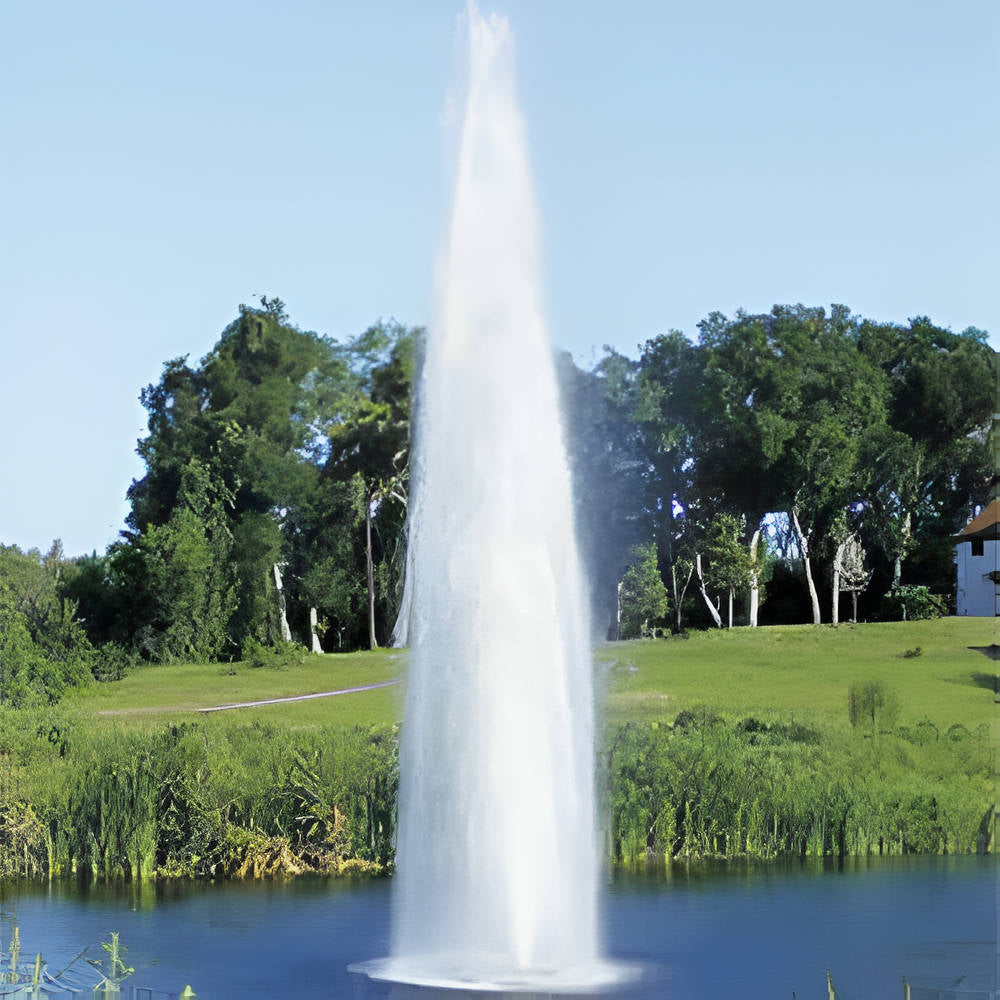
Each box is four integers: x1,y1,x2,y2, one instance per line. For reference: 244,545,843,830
354,7,639,994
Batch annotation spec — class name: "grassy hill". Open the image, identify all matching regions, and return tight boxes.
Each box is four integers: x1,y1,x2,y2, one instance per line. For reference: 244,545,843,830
62,617,997,735
7,617,987,877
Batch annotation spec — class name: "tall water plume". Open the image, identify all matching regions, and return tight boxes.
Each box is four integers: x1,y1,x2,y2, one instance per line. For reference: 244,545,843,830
383,4,602,989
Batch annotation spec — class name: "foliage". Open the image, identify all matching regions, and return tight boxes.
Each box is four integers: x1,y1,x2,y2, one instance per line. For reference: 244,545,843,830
0,718,400,879
702,514,754,596
23,297,991,670
87,932,135,987
0,544,93,705
0,620,992,880
606,710,991,862
879,585,948,621
65,302,420,660
618,542,669,639
847,680,900,733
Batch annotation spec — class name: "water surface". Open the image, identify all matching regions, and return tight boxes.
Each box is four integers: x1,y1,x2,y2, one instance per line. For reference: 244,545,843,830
6,857,994,998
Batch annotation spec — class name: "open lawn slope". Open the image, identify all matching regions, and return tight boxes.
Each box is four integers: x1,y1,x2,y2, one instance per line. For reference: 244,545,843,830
600,618,998,731
62,617,996,733
1,619,994,879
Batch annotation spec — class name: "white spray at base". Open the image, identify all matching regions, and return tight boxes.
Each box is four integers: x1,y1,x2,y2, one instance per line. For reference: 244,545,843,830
355,6,634,994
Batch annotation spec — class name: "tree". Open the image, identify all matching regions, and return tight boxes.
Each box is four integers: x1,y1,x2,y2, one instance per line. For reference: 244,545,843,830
856,426,923,589
701,514,753,628
835,533,869,624
632,333,701,629
695,305,888,624
617,542,669,639
857,319,994,592
0,544,92,703
320,322,417,649
556,350,647,638
120,298,358,657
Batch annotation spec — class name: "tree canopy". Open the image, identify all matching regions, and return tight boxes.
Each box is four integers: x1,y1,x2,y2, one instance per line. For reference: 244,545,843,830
2,298,991,690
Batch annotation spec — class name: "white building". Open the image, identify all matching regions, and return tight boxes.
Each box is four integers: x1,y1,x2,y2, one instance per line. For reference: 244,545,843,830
954,500,1000,617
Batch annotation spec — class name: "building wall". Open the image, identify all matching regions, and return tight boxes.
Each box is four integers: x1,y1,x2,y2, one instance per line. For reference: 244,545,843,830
955,539,1000,616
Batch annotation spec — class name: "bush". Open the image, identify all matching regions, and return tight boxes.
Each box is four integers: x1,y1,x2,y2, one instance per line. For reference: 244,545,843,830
92,642,137,682
240,637,308,669
848,680,900,734
618,542,669,639
879,585,947,622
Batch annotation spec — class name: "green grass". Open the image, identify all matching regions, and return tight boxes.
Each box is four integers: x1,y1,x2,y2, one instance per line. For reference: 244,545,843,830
599,618,997,731
66,648,405,729
13,618,994,874
61,617,997,738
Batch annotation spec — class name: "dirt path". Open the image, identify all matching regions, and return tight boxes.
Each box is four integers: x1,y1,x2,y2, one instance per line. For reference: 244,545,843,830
197,678,402,713
96,678,402,717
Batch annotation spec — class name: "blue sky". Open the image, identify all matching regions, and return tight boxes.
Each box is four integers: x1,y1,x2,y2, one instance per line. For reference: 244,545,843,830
1,0,997,557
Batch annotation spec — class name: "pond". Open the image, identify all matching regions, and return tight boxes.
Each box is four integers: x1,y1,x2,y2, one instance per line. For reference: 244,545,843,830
4,856,994,999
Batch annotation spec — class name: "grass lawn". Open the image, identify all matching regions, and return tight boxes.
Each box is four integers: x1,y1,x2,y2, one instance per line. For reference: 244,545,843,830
62,618,997,735
67,648,406,729
600,618,998,732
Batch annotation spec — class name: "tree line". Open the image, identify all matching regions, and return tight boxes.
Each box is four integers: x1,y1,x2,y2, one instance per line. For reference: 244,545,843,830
0,298,993,690
562,305,994,636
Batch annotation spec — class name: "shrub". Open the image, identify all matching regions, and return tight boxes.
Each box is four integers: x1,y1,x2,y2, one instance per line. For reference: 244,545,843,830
879,585,947,621
92,642,137,682
848,680,899,734
618,542,669,639
240,637,308,669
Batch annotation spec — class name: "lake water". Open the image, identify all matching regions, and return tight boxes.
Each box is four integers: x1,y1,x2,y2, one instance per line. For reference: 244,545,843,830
5,857,995,999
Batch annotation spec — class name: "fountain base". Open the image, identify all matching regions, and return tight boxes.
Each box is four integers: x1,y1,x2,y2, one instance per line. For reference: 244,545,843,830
349,955,646,997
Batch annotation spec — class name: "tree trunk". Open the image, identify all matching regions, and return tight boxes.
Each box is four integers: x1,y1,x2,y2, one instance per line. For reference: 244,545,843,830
615,579,623,641
893,510,911,588
727,588,733,629
832,539,845,627
695,553,723,628
672,561,693,633
365,498,378,650
790,508,821,625
309,607,323,654
748,529,761,628
851,590,858,623
272,564,293,643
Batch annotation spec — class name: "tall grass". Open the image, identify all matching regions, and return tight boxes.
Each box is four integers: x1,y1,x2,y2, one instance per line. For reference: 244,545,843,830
2,714,399,879
0,706,991,879
604,712,994,863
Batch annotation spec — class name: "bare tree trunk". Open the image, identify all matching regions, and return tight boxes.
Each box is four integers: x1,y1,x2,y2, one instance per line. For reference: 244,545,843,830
309,607,323,654
366,498,378,650
893,510,911,588
790,508,821,625
727,588,733,629
615,580,623,641
695,553,723,628
851,590,858,623
748,529,761,628
832,539,845,627
272,564,293,643
672,561,694,633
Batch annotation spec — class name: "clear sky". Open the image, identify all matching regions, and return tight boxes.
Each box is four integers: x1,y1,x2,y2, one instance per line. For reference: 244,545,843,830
2,0,997,557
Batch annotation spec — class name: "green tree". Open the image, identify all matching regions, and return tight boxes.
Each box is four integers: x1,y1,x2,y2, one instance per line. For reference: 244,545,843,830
701,514,754,628
618,542,669,639
319,322,418,649
0,543,92,703
857,319,994,593
695,305,888,624
121,299,354,657
557,350,647,638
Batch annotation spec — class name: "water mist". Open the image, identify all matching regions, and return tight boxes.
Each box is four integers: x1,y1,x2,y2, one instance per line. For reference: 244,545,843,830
357,7,632,992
